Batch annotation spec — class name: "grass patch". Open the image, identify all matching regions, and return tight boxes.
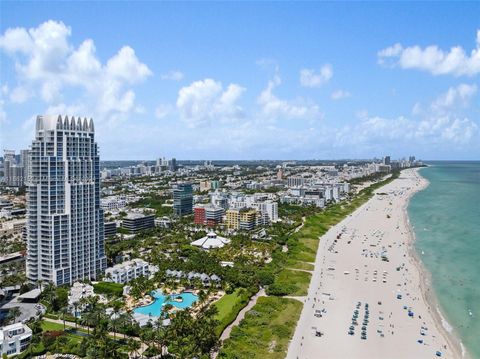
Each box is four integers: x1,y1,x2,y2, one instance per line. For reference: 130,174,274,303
219,296,302,359
213,288,253,336
93,281,124,297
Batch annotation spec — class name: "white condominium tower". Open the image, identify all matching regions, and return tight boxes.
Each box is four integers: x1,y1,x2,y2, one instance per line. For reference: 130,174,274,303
26,115,107,286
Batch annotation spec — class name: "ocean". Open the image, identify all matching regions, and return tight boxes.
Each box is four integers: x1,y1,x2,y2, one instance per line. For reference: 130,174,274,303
408,161,480,358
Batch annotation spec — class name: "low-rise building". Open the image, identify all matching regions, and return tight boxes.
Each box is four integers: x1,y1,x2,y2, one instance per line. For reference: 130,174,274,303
0,219,26,237
191,232,231,249
104,221,117,238
155,216,172,229
122,213,155,233
0,323,32,357
105,258,158,284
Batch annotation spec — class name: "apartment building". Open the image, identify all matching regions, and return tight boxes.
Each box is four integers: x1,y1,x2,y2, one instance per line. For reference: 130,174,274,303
26,115,107,286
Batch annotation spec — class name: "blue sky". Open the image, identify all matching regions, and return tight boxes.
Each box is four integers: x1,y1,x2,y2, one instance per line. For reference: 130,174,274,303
1,1,479,160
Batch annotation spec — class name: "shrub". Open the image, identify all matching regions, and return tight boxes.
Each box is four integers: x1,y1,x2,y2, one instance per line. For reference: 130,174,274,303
266,283,298,296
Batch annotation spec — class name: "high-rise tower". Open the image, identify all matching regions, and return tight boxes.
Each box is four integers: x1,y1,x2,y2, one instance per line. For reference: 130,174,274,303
26,115,106,286
173,183,193,216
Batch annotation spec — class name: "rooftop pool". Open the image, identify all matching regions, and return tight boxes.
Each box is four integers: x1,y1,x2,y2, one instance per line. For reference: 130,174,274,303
133,290,198,317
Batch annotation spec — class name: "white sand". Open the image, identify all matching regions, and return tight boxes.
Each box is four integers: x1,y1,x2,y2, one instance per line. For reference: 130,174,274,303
287,168,463,359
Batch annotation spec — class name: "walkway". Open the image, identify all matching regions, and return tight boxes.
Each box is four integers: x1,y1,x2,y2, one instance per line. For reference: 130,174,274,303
220,288,266,341
210,288,266,358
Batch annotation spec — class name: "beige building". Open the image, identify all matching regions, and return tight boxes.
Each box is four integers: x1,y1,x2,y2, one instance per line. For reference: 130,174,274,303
225,208,257,231
225,209,240,230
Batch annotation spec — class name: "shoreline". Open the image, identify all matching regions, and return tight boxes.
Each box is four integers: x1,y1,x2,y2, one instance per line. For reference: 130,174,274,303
404,168,467,359
287,168,464,359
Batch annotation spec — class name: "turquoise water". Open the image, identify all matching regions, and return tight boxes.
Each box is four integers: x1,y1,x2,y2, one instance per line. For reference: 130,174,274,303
133,290,198,317
408,162,480,358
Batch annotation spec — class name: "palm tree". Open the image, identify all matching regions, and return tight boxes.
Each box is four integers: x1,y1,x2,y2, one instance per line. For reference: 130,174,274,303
60,306,69,330
37,279,44,292
127,338,141,359
198,289,208,310
108,301,123,340
27,319,42,356
8,307,21,324
73,302,79,328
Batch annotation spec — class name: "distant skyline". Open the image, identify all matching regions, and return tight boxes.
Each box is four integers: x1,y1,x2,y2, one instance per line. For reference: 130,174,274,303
1,1,479,160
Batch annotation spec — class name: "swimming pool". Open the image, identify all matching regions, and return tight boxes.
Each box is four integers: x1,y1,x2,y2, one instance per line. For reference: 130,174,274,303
133,290,198,317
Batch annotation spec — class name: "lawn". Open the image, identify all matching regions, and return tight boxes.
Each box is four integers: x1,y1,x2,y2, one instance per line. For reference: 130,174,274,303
93,281,124,297
42,320,70,331
219,296,302,359
213,288,253,336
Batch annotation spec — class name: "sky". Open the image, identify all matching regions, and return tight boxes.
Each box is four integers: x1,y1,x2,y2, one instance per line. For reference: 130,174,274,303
0,1,479,160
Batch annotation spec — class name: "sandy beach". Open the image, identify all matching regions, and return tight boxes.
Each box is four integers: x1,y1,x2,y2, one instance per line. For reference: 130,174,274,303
287,168,464,359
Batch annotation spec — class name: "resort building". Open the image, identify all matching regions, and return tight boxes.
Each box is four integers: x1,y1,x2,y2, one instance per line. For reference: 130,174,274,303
121,213,155,233
0,323,32,357
191,232,231,249
105,258,158,284
26,115,107,286
68,282,95,317
173,183,193,216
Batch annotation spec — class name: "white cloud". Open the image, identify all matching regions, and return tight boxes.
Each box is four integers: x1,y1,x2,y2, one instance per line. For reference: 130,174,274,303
160,70,184,81
300,64,333,87
105,46,152,83
9,86,31,103
176,79,245,128
331,89,351,100
0,20,151,120
0,99,6,124
258,73,322,121
155,104,173,119
335,113,478,148
378,30,480,76
431,83,477,110
1,84,9,96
